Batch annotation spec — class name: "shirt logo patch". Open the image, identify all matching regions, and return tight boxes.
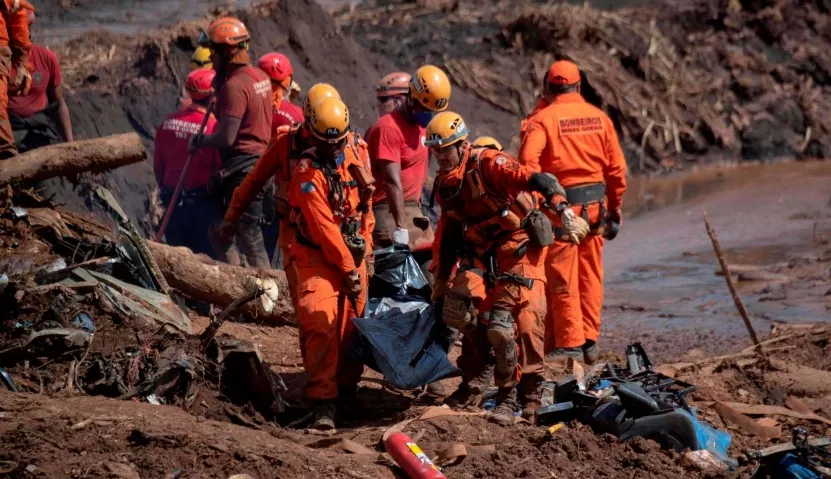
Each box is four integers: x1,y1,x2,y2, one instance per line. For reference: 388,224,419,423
253,79,272,97
33,72,43,82
301,181,316,193
558,117,604,136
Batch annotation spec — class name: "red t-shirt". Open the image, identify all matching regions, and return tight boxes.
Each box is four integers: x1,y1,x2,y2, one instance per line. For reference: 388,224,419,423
217,65,272,157
153,106,221,190
367,109,428,203
271,100,304,136
8,44,61,118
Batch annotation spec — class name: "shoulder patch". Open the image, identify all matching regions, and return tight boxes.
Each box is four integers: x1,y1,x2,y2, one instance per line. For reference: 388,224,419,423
301,181,316,194
495,155,506,166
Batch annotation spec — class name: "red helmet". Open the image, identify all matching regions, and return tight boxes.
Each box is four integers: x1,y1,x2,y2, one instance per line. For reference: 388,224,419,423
258,52,293,82
375,72,411,98
185,69,216,100
199,17,250,47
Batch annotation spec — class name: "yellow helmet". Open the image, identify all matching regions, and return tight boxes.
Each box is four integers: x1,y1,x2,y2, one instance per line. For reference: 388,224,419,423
410,65,451,112
303,83,341,119
190,47,213,71
425,111,469,148
309,97,350,143
472,136,503,151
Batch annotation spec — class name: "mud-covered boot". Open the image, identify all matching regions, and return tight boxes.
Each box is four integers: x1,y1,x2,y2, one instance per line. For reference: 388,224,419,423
545,347,583,369
518,374,544,420
425,381,446,397
490,387,519,426
311,400,337,431
583,340,600,365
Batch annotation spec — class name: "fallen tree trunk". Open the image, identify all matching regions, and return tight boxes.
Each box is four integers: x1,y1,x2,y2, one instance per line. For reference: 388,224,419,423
147,241,295,324
0,133,146,187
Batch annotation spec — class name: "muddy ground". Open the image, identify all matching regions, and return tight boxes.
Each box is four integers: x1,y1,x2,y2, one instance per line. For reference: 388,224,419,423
1,0,830,477
1,167,830,477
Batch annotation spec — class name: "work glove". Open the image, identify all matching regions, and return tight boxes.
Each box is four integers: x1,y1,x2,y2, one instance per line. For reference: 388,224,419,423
13,64,31,96
344,270,362,302
560,208,590,245
604,209,622,240
391,227,409,246
218,219,236,245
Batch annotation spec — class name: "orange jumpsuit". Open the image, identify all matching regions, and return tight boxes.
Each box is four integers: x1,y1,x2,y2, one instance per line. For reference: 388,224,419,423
0,0,33,159
287,145,374,401
519,98,547,145
518,92,627,350
432,144,551,389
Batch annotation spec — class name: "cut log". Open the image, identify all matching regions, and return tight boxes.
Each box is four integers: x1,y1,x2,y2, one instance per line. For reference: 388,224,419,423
0,133,146,187
147,241,295,324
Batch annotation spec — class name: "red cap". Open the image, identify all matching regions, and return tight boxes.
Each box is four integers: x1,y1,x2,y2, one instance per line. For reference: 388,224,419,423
547,60,580,86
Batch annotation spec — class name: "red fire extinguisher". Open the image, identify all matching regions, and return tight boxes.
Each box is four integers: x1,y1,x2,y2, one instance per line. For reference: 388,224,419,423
384,432,446,479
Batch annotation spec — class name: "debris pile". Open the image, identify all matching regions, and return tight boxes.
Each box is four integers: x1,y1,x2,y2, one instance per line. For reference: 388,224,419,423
0,184,287,418
337,0,831,170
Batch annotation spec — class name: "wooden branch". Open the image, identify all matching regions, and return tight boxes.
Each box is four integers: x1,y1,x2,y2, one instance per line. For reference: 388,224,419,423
702,209,760,345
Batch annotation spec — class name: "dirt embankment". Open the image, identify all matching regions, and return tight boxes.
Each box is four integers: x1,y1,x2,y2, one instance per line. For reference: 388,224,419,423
337,0,831,170
31,0,396,235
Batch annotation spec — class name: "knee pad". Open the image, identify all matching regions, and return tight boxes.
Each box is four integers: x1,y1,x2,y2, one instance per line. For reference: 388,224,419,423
487,309,518,382
442,292,477,332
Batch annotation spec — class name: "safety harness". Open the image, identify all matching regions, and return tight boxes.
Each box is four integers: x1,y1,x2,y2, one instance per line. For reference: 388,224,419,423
435,146,540,290
273,124,307,219
292,144,374,267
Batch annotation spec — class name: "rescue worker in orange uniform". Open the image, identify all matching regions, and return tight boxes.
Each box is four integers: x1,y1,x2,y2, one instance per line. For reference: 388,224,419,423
189,17,272,269
367,65,449,250
288,97,375,430
222,83,374,296
0,0,34,159
427,111,589,424
518,60,627,365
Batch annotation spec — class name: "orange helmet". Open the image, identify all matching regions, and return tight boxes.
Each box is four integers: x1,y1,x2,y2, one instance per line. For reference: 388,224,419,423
199,17,250,47
376,72,411,98
185,69,216,100
258,52,293,83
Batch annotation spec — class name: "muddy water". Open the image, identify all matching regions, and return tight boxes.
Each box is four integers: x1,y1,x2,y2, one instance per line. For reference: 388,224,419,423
35,0,268,44
603,160,831,361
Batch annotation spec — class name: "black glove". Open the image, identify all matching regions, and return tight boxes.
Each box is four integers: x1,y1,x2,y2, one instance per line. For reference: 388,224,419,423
529,172,567,204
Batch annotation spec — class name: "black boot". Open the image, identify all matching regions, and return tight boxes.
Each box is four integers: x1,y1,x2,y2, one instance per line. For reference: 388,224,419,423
490,387,519,426
311,400,337,431
583,340,600,365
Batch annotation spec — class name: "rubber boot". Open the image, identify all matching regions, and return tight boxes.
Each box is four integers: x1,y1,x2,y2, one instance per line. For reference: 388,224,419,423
583,340,600,365
311,400,337,431
490,387,519,426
